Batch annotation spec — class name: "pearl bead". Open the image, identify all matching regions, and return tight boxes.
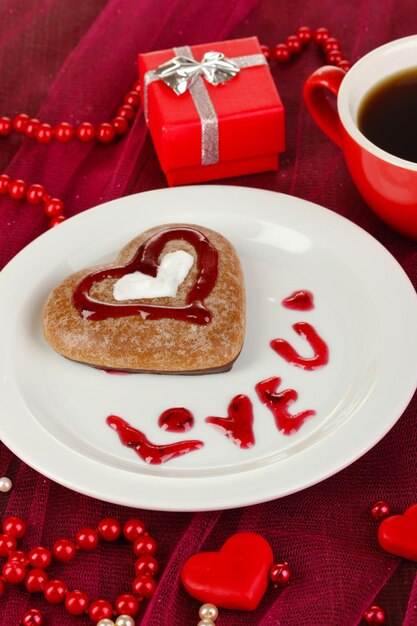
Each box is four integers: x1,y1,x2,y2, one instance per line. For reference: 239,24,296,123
0,116,12,136
97,122,116,143
269,561,292,586
273,43,290,63
96,620,115,626
20,608,43,626
0,477,12,492
115,615,135,626
49,215,66,228
197,620,215,626
123,518,146,542
363,605,386,624
371,500,391,521
3,515,26,538
199,604,218,620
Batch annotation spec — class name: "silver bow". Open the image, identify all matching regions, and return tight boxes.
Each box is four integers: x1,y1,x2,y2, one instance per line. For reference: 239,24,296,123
154,51,240,95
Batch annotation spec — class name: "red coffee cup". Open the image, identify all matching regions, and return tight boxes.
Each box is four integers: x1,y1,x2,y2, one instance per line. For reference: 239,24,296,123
304,36,417,240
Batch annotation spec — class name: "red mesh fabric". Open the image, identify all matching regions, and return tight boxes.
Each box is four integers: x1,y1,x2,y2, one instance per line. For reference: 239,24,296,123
1,1,417,624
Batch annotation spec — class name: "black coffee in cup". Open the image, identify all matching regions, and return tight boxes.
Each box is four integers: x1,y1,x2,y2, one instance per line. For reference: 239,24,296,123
358,67,417,162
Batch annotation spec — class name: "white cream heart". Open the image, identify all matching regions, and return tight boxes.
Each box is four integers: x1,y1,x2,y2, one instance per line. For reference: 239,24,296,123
112,250,194,300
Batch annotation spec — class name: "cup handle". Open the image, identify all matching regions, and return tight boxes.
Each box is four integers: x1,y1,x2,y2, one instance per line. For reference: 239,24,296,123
303,66,346,147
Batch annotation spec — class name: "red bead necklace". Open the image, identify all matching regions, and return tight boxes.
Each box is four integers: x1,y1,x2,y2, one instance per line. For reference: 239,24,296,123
0,515,159,624
0,26,350,230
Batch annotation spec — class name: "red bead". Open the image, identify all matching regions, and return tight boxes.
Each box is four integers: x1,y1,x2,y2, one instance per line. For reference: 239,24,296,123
371,500,391,521
8,179,27,200
338,60,352,72
3,516,26,538
323,37,341,54
76,122,95,142
0,174,10,195
53,538,77,562
75,527,99,551
28,546,52,569
364,605,386,624
96,122,116,143
260,44,271,61
133,535,157,557
124,90,141,108
123,518,146,542
65,590,90,616
98,517,121,541
26,184,46,205
115,593,139,617
135,554,159,577
44,579,67,604
13,113,30,133
8,550,28,565
273,43,291,63
132,574,157,598
89,599,113,622
111,116,130,135
296,26,313,44
0,533,17,556
132,79,141,93
24,118,40,138
25,569,48,593
34,123,53,143
327,50,343,65
117,104,136,121
2,561,26,584
285,35,302,54
20,608,43,626
44,197,64,218
269,562,292,587
55,122,74,142
49,215,66,228
0,116,12,136
314,27,331,44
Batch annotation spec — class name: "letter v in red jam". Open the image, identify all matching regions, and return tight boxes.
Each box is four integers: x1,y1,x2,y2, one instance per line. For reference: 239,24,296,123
205,395,255,448
73,227,218,324
270,321,329,370
256,377,316,434
106,415,203,464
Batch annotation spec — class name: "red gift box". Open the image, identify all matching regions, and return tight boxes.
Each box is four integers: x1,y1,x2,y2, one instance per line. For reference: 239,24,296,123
138,37,285,186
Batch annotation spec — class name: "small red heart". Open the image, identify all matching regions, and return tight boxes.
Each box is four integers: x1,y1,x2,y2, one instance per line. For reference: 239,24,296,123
181,532,273,611
378,504,417,561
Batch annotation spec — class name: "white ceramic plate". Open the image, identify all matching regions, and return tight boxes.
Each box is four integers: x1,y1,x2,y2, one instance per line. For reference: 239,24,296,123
1,186,416,511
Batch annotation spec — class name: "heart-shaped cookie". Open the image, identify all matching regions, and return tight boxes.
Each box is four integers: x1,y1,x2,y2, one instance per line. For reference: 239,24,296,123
378,504,417,561
181,532,273,610
42,224,245,374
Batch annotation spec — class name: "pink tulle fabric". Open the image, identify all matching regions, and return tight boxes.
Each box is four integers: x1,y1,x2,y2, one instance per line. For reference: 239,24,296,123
0,1,416,624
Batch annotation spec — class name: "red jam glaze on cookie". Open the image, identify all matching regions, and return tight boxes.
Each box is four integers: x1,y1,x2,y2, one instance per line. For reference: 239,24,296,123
73,227,218,324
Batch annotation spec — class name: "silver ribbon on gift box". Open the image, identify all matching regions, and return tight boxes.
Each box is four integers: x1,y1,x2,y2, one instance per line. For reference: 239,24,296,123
143,46,268,166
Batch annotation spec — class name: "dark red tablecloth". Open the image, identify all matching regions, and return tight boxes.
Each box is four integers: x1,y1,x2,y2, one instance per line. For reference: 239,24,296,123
1,1,416,624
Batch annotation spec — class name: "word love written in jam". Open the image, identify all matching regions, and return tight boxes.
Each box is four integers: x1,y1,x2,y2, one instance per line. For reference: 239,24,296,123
107,290,330,464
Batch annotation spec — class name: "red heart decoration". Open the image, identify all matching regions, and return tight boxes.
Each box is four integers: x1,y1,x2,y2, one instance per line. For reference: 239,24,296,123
73,226,218,324
378,504,417,560
181,532,273,611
